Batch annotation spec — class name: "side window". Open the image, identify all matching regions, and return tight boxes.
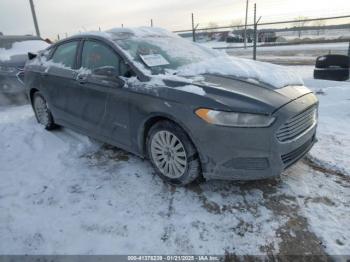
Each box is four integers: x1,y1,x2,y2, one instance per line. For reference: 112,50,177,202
51,41,78,69
81,41,120,72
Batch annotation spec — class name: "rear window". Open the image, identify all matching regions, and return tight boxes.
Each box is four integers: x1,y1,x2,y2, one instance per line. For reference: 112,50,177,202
51,41,78,69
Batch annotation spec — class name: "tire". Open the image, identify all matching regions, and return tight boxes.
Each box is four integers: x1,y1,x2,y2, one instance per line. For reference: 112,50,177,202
315,54,349,69
314,68,349,81
32,92,57,130
146,120,201,186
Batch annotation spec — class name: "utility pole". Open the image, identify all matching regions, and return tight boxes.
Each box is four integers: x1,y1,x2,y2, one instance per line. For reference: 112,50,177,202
244,0,249,49
29,0,40,37
348,41,350,70
151,19,153,27
252,4,262,60
191,13,196,42
253,3,257,60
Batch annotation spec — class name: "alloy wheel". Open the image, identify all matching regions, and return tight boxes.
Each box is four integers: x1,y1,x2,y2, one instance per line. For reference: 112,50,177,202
150,130,187,179
34,96,49,126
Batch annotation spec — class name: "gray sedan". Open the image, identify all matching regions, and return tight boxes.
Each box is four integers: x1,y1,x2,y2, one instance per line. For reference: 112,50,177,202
24,27,318,185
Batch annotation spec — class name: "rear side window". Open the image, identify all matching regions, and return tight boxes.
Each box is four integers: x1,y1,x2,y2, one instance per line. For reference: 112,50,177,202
51,41,78,69
81,40,120,72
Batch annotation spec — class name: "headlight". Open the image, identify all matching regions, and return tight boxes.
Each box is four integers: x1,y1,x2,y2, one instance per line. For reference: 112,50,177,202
0,65,18,73
195,108,275,127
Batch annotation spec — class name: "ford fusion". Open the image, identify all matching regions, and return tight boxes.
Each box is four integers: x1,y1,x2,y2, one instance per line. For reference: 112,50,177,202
24,27,318,185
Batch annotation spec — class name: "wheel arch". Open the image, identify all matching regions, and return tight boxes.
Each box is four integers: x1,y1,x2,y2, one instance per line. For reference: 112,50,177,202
138,113,200,160
29,88,39,106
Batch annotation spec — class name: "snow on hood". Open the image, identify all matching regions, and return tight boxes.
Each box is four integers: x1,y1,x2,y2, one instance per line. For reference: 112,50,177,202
176,55,304,89
0,40,49,61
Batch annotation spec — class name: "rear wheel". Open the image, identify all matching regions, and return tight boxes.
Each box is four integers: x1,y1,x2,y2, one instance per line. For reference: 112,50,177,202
147,121,201,186
33,92,57,130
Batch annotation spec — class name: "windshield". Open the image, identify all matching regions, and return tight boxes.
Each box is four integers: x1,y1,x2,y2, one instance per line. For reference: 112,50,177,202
115,35,218,75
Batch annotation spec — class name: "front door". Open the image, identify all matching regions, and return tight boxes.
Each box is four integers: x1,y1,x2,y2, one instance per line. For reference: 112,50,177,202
71,39,131,147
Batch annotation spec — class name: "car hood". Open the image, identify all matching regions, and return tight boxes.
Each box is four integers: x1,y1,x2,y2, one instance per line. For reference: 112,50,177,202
176,56,304,89
159,73,312,115
196,74,312,114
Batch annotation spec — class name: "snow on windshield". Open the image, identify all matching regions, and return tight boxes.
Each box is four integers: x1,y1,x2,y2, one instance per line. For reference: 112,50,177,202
105,27,303,88
0,40,49,61
108,27,215,73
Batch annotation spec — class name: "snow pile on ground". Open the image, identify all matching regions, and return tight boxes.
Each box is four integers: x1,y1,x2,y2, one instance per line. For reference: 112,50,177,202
1,104,349,255
0,40,49,61
291,66,350,176
308,84,350,176
0,106,287,255
282,164,350,255
0,65,349,256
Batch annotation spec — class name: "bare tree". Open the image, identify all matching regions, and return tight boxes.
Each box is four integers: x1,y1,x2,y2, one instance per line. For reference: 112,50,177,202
230,19,243,30
293,16,309,38
205,22,219,40
206,22,219,32
312,20,326,35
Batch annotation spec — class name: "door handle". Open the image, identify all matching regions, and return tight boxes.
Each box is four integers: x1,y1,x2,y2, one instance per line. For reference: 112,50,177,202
76,74,87,84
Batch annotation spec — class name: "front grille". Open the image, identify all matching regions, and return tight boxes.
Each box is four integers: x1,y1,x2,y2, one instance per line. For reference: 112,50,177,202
277,106,317,142
281,137,314,167
223,157,269,170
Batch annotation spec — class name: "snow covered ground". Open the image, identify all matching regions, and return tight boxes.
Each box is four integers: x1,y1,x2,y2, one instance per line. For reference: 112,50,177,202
200,42,349,65
0,66,349,256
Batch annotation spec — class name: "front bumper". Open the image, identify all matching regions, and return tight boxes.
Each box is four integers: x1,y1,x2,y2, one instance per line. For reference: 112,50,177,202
192,93,318,181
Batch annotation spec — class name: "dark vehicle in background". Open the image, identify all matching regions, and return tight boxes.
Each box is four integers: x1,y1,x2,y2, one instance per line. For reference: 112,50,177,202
0,35,49,105
314,54,349,81
227,29,277,43
24,27,318,186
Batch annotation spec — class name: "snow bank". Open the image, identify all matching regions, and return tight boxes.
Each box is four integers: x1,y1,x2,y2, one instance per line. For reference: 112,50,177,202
283,164,350,255
291,65,350,176
0,105,287,255
308,84,350,176
0,40,49,61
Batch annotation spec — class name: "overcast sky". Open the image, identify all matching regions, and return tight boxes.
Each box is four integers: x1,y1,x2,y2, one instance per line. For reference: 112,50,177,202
1,0,349,39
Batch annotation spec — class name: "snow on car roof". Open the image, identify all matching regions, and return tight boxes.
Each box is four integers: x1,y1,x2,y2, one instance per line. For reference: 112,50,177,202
106,27,175,39
79,27,175,41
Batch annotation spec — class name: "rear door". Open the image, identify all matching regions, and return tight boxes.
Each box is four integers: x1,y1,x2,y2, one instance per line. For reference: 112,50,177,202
42,40,80,123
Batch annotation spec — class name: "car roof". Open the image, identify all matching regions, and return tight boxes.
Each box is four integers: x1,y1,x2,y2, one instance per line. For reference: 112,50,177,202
65,27,173,42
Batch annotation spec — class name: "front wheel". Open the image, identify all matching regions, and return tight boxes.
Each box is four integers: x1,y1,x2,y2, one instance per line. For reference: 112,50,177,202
33,92,57,130
147,121,201,186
